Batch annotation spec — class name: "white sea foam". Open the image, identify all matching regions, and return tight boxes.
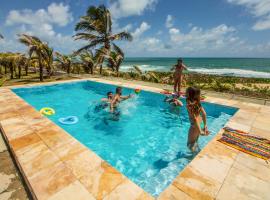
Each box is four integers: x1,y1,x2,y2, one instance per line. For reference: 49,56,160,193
120,65,270,78
188,68,270,78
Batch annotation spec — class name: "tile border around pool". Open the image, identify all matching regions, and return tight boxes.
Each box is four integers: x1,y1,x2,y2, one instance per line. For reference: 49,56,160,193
0,78,269,200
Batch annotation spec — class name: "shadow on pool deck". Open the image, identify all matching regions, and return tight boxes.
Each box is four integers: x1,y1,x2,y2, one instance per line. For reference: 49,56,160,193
0,132,29,200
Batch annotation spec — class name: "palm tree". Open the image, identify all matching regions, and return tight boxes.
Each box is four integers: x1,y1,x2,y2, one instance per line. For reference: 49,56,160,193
131,65,160,82
73,5,132,74
54,52,74,74
0,34,3,39
107,44,124,73
79,50,95,74
96,44,124,74
18,34,52,81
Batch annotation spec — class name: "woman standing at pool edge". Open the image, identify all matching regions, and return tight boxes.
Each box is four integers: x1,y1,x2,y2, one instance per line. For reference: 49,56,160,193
172,58,188,94
186,87,209,152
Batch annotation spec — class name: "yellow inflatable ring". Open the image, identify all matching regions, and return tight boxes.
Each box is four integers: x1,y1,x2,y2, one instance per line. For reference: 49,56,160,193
40,107,55,116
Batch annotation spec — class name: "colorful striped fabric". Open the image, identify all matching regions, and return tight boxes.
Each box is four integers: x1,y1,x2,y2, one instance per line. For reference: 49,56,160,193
218,127,270,160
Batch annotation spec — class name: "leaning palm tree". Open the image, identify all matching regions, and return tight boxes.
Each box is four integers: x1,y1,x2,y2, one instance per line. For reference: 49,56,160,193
79,50,95,74
54,52,74,74
107,44,124,73
96,44,124,74
18,34,52,81
73,5,132,74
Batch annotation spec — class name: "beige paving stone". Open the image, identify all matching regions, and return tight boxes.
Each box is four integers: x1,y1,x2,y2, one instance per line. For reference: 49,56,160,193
236,152,270,170
63,150,102,178
225,121,251,132
172,165,220,200
29,162,77,200
0,111,20,121
233,158,270,182
103,179,153,200
9,132,41,151
15,142,60,178
216,166,270,200
47,181,95,200
158,185,193,200
250,127,270,139
199,140,238,166
37,127,74,149
53,139,87,161
230,110,257,126
252,116,270,130
1,119,35,140
188,154,232,184
234,102,261,112
65,150,126,199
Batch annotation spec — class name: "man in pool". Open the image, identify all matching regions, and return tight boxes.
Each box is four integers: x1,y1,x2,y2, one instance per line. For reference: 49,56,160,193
110,87,133,113
164,93,183,107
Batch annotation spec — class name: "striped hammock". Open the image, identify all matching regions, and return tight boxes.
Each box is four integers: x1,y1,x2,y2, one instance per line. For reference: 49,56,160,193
218,127,270,160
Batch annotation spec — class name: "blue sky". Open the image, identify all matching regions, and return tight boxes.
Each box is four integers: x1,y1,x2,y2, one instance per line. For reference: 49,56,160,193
1,0,270,57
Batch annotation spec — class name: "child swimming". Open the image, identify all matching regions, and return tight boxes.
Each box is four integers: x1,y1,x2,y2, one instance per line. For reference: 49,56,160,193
94,91,113,112
186,87,209,152
110,87,133,112
164,93,183,107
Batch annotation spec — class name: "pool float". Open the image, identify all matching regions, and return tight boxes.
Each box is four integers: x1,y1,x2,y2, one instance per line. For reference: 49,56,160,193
59,116,79,125
40,107,55,116
134,88,141,94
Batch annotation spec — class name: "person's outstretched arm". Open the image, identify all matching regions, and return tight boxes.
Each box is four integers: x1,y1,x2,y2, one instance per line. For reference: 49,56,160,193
182,64,188,70
201,107,209,135
120,94,133,100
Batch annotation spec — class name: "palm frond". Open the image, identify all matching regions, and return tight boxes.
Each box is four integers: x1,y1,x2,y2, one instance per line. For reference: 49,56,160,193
133,65,143,75
73,32,99,41
111,32,133,41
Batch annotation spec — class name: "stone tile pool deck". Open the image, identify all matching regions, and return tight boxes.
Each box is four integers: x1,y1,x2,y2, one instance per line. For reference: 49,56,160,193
0,78,269,200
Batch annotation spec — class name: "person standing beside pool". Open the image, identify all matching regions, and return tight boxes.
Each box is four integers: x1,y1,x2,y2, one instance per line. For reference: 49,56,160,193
110,87,133,112
172,58,188,95
186,87,209,152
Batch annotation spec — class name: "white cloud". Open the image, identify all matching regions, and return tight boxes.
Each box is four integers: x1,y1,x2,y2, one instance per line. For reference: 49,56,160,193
6,3,73,27
132,22,151,38
169,28,180,34
165,15,174,28
165,24,243,56
227,0,270,30
3,2,79,54
109,0,157,18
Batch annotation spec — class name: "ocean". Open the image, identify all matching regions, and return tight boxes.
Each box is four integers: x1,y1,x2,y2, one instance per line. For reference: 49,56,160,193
120,57,270,78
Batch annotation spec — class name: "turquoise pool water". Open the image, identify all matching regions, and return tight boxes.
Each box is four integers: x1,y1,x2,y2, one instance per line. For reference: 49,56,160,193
13,81,237,196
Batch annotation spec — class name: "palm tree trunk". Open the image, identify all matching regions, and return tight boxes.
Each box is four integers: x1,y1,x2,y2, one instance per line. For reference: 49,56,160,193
89,64,93,74
25,64,28,76
18,66,21,79
39,56,43,81
99,64,103,74
10,65,14,79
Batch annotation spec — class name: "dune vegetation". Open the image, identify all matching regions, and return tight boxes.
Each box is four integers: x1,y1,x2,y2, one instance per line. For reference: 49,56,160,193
0,5,270,99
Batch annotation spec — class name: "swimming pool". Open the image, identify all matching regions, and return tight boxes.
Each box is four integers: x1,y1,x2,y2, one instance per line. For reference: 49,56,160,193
13,81,238,197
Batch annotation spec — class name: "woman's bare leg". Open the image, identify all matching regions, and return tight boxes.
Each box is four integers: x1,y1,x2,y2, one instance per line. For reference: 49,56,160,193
174,77,179,92
178,77,182,94
187,126,200,152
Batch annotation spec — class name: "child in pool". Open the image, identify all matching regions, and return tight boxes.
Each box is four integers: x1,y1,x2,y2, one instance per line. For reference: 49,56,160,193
186,87,209,152
110,87,133,112
94,92,113,112
164,93,183,107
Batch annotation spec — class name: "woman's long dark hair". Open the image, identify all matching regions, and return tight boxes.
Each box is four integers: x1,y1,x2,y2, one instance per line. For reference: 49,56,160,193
186,87,201,115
